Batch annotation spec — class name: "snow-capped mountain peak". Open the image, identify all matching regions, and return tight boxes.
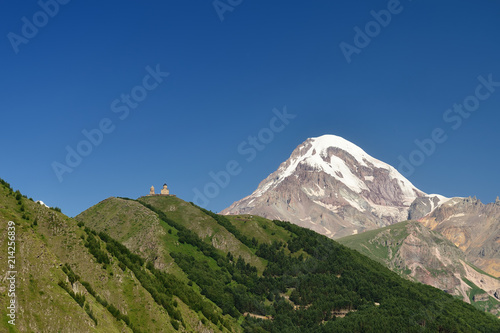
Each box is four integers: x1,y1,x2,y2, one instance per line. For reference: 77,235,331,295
223,134,436,238
254,135,421,204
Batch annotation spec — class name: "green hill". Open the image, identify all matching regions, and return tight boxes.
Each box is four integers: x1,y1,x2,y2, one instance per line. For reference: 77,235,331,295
0,179,230,332
1,178,499,332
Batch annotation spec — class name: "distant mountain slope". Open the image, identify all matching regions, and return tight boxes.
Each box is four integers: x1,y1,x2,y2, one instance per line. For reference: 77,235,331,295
2,177,500,332
338,221,500,316
222,135,440,238
418,196,500,277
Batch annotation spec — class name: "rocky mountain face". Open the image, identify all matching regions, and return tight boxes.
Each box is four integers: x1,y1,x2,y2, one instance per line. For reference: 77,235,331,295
223,135,443,238
417,196,500,278
408,195,450,220
338,221,500,316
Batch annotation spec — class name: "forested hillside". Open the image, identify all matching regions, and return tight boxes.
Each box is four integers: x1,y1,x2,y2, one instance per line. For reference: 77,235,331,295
78,194,500,332
1,177,499,332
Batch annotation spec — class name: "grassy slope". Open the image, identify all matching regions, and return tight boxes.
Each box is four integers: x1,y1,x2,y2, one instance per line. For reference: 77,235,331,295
223,214,309,259
75,197,181,276
0,182,227,333
0,184,128,332
138,196,266,272
223,215,293,245
338,221,410,266
76,196,243,331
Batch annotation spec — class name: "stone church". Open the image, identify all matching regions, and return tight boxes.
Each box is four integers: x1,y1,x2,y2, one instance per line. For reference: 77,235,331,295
149,184,172,196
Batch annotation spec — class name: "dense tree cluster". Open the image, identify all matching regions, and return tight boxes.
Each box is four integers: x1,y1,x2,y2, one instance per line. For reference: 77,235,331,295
62,263,79,285
0,178,13,191
171,251,263,319
83,229,110,265
241,220,500,332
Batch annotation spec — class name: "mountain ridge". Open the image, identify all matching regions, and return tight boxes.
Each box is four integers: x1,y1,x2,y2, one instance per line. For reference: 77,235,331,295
418,196,500,277
338,220,500,316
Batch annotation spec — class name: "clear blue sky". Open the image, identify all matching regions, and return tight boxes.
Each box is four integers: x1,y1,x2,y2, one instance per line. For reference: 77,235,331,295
2,0,500,217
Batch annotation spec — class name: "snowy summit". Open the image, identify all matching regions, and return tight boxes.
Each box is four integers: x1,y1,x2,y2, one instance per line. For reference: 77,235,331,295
223,134,447,238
